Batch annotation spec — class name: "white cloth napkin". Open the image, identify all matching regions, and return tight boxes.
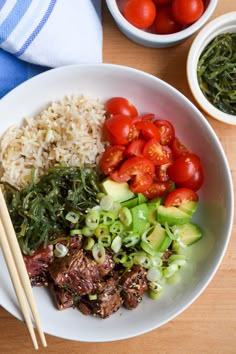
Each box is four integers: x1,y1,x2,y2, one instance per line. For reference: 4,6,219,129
0,0,102,67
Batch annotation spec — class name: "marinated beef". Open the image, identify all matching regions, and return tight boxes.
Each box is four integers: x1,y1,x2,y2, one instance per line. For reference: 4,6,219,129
48,249,115,296
23,244,53,286
120,265,148,310
48,282,79,310
78,277,123,318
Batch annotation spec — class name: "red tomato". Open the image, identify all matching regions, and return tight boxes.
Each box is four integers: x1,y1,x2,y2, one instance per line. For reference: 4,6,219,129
123,0,156,29
167,153,201,183
164,187,199,207
172,0,204,25
154,119,175,145
135,120,161,141
125,139,146,157
143,138,173,166
171,137,189,158
143,181,173,199
153,5,183,35
117,156,155,183
130,173,154,193
153,0,172,4
103,114,133,145
155,162,173,181
105,97,138,117
100,145,125,175
177,165,204,191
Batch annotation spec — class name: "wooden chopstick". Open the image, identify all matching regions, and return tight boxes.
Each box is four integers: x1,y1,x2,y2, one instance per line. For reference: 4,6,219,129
0,188,47,349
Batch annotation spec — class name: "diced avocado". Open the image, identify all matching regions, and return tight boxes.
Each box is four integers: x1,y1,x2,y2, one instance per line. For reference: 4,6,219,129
121,197,138,209
131,203,149,234
172,222,203,246
179,201,199,216
100,177,134,203
141,223,167,252
157,205,191,226
147,201,161,224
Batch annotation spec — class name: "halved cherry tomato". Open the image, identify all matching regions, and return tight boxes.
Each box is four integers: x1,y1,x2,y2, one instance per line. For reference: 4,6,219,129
103,114,133,145
105,97,138,117
117,156,155,181
143,181,173,199
154,119,175,145
153,0,172,4
172,0,204,25
135,120,161,141
123,0,156,30
100,145,125,175
167,153,201,183
130,173,154,193
164,187,199,207
125,139,146,157
143,138,173,166
171,137,189,158
177,165,204,191
153,5,183,35
155,162,173,181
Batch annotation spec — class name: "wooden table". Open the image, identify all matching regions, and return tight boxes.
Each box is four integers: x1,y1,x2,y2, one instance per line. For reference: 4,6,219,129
1,1,235,353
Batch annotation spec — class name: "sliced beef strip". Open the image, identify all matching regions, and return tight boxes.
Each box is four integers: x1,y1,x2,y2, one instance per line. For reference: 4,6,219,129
119,265,148,310
23,244,53,287
48,282,79,310
78,277,123,319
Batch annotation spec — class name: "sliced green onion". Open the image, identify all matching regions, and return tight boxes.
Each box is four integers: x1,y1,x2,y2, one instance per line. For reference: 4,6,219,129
81,226,94,237
83,237,95,250
122,232,140,248
148,281,162,293
94,224,109,238
119,207,132,227
168,254,187,266
133,251,152,269
99,211,116,225
100,195,114,210
146,267,162,282
54,243,68,258
109,220,124,236
85,210,100,229
92,243,105,264
164,222,178,240
113,251,128,264
97,234,112,247
111,235,122,253
148,288,162,300
163,263,179,278
109,201,122,217
65,211,80,224
70,229,82,236
88,294,97,300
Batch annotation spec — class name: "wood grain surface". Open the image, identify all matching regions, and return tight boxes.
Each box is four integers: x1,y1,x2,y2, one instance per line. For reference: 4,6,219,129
0,1,235,353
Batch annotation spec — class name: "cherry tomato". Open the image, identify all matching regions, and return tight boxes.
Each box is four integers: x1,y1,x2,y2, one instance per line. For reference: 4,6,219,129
154,119,175,145
153,5,183,35
125,139,146,157
117,156,155,183
100,145,125,175
135,120,161,141
167,153,201,183
103,114,133,145
123,0,156,30
171,137,189,158
105,97,138,117
155,162,173,181
130,173,154,193
153,0,172,5
172,0,204,25
177,165,204,191
164,187,199,207
143,138,173,166
143,181,173,199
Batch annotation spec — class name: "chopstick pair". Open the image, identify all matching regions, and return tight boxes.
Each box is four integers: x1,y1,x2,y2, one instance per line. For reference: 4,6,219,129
0,188,47,350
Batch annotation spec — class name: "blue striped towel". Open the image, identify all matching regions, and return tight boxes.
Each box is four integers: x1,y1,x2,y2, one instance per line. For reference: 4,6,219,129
0,0,102,97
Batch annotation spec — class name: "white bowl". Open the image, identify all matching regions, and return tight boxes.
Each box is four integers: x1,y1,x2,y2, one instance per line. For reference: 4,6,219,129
187,12,236,124
0,64,233,342
106,0,218,48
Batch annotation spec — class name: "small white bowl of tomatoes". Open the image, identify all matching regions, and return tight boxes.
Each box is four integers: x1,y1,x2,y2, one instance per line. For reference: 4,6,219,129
106,0,218,48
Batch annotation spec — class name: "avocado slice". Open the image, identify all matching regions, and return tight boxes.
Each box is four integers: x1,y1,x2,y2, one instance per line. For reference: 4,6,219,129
157,205,191,226
100,177,134,203
141,223,167,254
178,201,199,216
147,200,161,224
172,222,203,246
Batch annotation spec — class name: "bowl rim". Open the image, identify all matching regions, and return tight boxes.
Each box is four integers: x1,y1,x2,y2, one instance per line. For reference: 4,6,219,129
106,0,218,43
187,11,236,124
